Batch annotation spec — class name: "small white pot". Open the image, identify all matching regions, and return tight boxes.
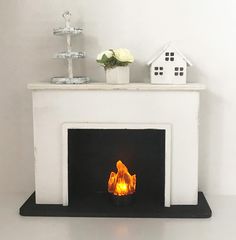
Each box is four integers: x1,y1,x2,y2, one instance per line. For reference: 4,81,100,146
106,66,130,84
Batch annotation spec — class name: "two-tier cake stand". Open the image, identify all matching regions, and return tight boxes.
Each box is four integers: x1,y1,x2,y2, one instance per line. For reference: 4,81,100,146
51,11,89,84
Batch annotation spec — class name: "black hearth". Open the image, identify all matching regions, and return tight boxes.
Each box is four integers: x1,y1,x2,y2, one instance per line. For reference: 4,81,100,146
20,128,212,218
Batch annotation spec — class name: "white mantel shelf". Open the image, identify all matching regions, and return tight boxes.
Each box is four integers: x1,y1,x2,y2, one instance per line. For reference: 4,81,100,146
28,82,205,91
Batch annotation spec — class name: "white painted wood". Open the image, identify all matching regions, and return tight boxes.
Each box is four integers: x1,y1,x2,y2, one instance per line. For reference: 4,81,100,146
31,89,200,205
28,82,205,91
62,123,172,207
106,66,129,84
147,43,192,66
164,124,172,207
148,44,192,84
62,124,69,206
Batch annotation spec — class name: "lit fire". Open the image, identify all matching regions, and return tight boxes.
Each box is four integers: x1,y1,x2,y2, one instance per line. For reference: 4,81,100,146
108,160,136,196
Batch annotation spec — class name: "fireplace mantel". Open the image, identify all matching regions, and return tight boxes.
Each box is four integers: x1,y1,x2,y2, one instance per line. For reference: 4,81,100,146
27,81,205,209
28,82,205,91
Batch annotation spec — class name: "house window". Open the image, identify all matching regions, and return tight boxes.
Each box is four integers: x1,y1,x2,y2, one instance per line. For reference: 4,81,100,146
165,52,174,61
174,67,184,76
154,67,164,76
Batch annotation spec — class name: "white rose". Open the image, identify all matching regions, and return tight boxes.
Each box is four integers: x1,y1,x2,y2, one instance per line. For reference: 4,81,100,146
97,50,113,60
113,48,134,63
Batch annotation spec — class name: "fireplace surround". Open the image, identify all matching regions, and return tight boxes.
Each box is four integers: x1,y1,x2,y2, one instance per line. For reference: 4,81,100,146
20,83,211,218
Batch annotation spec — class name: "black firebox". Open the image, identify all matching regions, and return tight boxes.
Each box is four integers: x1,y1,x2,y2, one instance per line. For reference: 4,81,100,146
68,129,165,217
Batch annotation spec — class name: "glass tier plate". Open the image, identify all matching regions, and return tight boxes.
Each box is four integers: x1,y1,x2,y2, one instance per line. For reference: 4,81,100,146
54,51,85,59
53,27,82,36
51,77,90,84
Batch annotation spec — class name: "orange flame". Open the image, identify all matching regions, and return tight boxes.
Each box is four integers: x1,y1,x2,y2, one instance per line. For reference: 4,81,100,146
108,160,136,196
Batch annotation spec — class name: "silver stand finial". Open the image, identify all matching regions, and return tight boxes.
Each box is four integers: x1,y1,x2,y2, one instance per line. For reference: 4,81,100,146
63,11,71,28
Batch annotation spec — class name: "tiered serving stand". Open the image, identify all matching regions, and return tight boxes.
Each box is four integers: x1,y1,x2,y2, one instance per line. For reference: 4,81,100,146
51,11,89,84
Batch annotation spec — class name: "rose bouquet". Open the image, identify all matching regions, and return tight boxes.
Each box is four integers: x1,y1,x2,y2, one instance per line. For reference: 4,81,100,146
96,48,134,70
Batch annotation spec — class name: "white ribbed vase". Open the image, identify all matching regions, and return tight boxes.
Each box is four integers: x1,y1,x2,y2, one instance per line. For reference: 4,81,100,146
106,66,129,84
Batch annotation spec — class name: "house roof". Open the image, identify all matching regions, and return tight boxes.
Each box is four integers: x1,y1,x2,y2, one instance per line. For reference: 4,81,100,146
147,43,193,66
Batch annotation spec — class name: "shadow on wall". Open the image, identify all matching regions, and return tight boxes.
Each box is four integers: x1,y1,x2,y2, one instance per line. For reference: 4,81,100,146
68,17,103,81
187,64,203,83
79,33,105,82
199,90,224,194
130,61,149,83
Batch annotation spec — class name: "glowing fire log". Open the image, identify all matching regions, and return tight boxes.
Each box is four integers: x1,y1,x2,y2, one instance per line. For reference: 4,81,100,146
108,160,136,196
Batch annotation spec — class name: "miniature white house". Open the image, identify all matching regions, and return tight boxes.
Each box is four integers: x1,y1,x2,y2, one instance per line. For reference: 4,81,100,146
148,44,192,84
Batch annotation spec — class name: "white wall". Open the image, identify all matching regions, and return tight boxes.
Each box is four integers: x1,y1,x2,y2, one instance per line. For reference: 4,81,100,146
0,0,235,195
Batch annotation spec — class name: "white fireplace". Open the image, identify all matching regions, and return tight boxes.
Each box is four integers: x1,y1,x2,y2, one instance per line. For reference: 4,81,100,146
27,82,205,209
